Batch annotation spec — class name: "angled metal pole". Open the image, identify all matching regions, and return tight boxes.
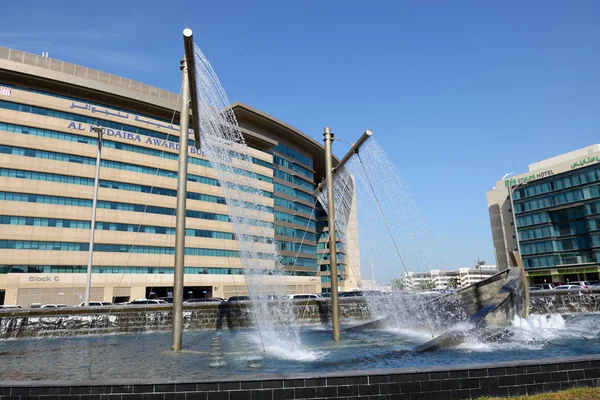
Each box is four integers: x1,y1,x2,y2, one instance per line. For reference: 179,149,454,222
315,130,372,194
84,126,103,306
172,54,191,352
324,127,340,341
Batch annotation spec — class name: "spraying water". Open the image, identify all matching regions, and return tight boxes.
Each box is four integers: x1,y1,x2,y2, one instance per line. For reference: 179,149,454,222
317,137,445,330
190,44,320,360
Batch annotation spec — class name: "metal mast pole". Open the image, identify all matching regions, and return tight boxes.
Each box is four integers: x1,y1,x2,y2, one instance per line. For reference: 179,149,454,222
84,126,103,306
171,54,191,352
324,127,340,341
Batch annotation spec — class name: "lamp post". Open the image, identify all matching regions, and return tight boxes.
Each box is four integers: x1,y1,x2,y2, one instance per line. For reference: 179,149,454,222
84,125,103,306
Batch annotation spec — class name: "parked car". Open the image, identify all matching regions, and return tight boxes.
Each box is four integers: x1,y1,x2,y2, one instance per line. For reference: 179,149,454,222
554,285,581,290
529,286,542,291
288,294,320,300
227,296,250,302
340,291,364,297
77,301,112,306
41,304,68,308
538,284,555,290
129,299,168,305
159,297,173,304
320,293,332,298
0,305,22,309
184,298,223,303
568,281,591,289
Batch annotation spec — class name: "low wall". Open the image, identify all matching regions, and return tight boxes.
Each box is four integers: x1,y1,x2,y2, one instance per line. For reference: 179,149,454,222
1,354,599,399
0,299,370,339
530,289,600,314
2,291,599,339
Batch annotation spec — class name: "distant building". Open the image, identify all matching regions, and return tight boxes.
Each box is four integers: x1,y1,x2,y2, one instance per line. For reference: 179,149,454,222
0,46,359,306
402,265,497,290
487,144,600,285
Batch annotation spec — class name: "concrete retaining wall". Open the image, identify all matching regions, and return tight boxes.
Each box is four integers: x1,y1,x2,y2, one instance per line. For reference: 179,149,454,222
0,299,370,339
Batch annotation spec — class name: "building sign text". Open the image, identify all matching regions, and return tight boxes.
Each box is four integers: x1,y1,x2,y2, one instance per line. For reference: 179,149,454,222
504,170,554,187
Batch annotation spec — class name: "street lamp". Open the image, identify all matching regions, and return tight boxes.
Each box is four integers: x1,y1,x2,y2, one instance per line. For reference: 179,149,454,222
84,125,103,307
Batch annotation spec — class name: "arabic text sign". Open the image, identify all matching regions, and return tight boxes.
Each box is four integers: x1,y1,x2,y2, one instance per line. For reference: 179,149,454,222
69,101,180,132
571,155,600,170
0,86,11,96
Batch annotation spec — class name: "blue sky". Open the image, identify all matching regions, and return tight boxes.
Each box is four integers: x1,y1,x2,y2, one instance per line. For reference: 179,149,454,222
2,1,599,273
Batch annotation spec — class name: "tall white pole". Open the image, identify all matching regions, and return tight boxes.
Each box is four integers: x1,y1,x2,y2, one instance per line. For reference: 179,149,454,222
171,54,191,352
85,126,103,306
324,127,340,341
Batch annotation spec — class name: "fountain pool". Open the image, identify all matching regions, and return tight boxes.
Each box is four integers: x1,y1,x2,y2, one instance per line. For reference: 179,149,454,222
1,313,599,381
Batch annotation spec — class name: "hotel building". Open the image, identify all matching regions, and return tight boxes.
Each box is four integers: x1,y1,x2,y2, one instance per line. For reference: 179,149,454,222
487,145,600,284
0,46,356,306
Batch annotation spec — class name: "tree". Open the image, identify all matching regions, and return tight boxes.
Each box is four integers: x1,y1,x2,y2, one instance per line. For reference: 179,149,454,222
390,279,404,290
448,277,459,289
419,280,435,290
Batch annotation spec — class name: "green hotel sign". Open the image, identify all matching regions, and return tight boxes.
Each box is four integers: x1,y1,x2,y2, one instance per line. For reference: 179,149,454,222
571,155,600,170
503,153,600,188
504,170,554,188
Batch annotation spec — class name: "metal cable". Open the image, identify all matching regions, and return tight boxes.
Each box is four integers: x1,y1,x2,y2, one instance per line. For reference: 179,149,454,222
356,153,435,339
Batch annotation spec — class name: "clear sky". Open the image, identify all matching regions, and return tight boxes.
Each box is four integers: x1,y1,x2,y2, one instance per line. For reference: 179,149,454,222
2,1,599,272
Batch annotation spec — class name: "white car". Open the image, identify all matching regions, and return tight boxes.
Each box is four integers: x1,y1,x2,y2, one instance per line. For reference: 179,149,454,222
0,305,22,309
77,301,112,306
288,294,320,300
41,304,68,308
129,299,168,305
554,285,581,290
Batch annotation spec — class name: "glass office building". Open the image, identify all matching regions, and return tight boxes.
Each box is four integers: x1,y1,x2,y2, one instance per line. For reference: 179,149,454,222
487,144,600,284
0,46,358,306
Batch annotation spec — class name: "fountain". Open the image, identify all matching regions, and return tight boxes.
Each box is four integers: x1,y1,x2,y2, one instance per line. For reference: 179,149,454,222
0,29,599,400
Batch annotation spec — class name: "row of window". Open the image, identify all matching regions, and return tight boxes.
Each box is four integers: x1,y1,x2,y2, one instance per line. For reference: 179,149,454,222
0,123,273,182
0,265,317,276
273,155,313,179
0,240,276,259
274,183,314,203
0,216,90,229
0,168,274,215
279,256,317,267
274,225,317,242
274,211,316,230
319,253,346,262
274,196,314,216
274,144,313,169
318,264,345,272
0,216,267,241
520,237,591,256
0,192,274,228
523,252,595,269
274,169,314,191
519,221,588,241
513,167,600,200
317,242,345,251
320,276,342,283
276,241,317,254
514,184,600,214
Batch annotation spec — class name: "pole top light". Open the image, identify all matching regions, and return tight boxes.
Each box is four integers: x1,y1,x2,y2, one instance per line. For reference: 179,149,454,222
183,28,193,37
